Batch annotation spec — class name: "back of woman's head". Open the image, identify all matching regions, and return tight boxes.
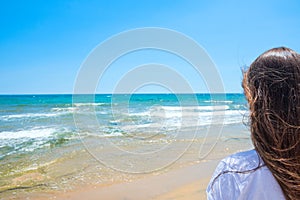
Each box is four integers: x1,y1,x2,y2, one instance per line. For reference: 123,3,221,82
243,47,300,200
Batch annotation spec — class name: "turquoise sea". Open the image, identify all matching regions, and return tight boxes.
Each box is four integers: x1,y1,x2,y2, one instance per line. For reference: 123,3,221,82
0,93,250,197
0,94,247,159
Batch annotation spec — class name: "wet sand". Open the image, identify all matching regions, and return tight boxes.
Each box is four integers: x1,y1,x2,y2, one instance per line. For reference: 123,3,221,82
1,124,252,200
30,160,218,200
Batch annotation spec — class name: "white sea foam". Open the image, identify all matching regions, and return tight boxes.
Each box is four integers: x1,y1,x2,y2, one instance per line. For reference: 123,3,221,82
51,107,78,112
0,112,62,120
160,106,182,111
147,109,246,127
86,129,124,137
161,105,230,111
13,160,57,174
123,106,243,128
0,127,57,139
0,107,81,120
73,103,106,107
128,111,150,117
203,100,233,104
197,110,246,117
127,105,230,118
199,105,229,111
197,110,248,126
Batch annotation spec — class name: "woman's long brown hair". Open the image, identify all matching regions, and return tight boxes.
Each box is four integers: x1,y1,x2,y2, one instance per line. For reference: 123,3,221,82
242,47,300,199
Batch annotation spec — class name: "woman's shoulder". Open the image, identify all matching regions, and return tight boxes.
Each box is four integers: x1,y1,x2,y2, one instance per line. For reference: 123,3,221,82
207,149,263,193
218,149,262,171
206,149,285,200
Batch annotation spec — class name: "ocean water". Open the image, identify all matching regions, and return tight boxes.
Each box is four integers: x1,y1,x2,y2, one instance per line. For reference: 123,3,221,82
0,94,248,160
0,93,252,196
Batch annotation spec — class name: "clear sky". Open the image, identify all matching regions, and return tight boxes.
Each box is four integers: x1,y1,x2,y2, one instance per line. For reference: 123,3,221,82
1,0,300,94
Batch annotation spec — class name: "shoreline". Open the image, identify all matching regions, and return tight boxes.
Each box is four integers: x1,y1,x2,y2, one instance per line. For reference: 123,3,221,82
1,124,252,200
29,159,219,200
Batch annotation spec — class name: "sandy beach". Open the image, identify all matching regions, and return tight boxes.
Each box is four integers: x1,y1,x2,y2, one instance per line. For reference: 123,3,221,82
1,123,252,200
2,125,252,200
27,160,218,200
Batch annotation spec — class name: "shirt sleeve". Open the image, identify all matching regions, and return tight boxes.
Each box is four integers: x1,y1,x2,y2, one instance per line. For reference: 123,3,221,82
206,150,285,200
206,160,241,200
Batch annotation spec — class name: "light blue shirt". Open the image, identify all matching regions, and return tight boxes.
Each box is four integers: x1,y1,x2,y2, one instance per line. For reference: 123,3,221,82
207,149,285,200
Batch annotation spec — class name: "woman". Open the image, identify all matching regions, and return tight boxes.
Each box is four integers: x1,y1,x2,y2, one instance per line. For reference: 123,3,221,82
207,47,300,200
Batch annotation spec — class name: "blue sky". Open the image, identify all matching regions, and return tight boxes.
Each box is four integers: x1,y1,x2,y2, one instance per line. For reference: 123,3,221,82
1,0,300,94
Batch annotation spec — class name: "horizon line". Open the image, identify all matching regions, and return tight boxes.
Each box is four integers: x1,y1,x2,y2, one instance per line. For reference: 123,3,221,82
0,92,244,95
